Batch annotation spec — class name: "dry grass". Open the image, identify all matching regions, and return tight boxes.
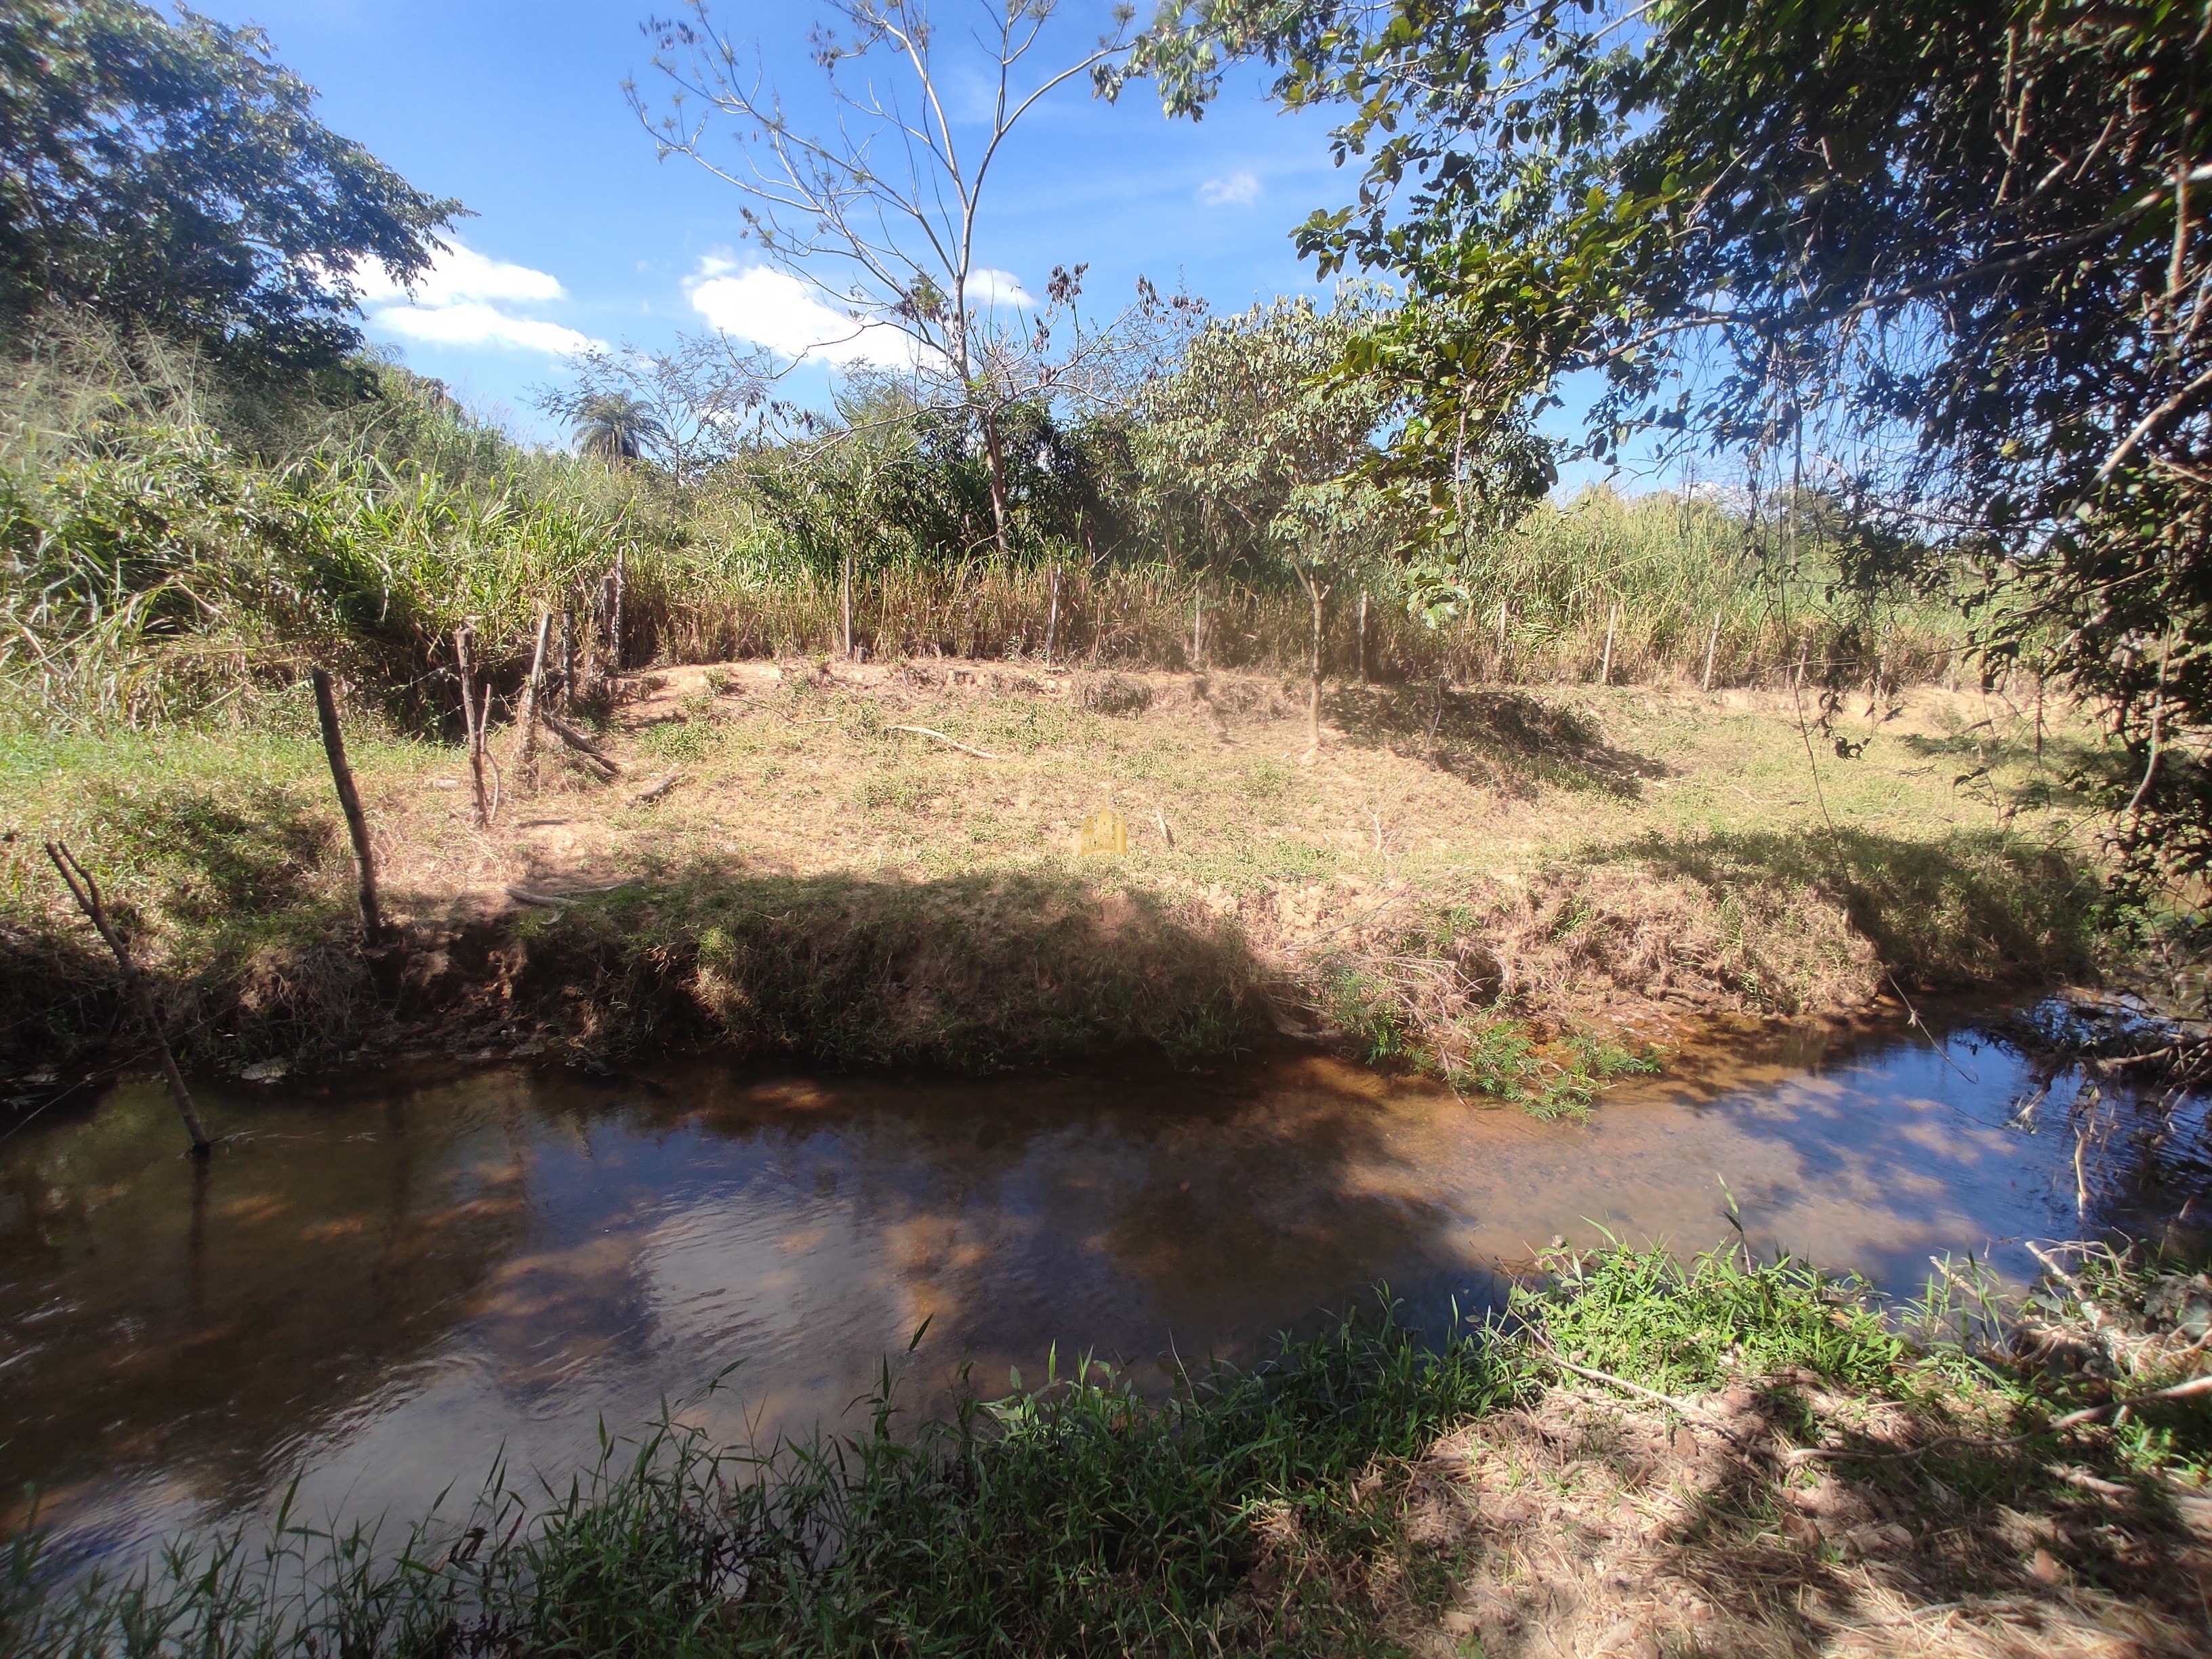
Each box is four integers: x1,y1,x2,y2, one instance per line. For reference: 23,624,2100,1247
1395,1377,2212,1659
0,657,2117,1088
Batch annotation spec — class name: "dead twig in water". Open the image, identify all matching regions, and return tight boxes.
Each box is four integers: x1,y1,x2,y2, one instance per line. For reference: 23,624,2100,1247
887,724,999,759
45,840,211,1155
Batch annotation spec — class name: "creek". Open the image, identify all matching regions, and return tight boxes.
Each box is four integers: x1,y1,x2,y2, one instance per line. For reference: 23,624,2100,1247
3,1002,2207,1577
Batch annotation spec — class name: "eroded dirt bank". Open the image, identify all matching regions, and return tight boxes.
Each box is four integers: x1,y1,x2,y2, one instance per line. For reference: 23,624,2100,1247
1,661,2115,1099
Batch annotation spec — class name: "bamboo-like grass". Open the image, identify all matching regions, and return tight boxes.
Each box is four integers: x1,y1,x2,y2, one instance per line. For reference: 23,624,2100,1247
1,310,1973,735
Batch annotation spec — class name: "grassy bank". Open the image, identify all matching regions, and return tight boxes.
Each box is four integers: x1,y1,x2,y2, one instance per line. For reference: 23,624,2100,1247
0,660,2118,1109
6,1245,2206,1658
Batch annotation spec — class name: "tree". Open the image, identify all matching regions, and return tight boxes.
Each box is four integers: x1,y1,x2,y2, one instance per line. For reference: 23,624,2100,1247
1119,0,2212,887
567,393,663,468
1135,293,1427,748
0,0,459,361
630,0,1141,558
539,339,774,485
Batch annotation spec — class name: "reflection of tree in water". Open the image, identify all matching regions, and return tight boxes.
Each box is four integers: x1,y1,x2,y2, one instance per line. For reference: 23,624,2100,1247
0,1072,537,1533
585,1058,1496,1387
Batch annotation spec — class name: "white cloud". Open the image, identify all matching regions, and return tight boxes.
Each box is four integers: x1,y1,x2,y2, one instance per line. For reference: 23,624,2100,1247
1197,171,1262,208
685,262,921,369
369,301,600,356
355,240,567,306
352,239,594,356
968,267,1033,308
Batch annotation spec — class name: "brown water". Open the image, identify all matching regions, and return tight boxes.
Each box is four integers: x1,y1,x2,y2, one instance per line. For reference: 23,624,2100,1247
3,1006,2207,1576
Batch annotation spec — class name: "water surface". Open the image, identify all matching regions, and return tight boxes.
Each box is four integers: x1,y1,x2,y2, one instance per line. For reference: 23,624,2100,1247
3,1006,2205,1574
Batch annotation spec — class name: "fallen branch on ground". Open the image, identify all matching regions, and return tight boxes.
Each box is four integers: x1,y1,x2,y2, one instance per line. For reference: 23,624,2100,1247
887,724,998,759
630,770,682,804
541,710,622,779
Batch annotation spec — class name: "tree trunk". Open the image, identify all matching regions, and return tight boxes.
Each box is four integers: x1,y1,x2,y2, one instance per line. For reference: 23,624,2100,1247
516,608,552,790
311,667,384,941
981,410,1012,561
1303,572,1329,752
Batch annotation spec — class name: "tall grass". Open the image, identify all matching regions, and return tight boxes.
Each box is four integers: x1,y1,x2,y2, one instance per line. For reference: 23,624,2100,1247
3,1303,1501,1659
11,1243,2199,1658
0,314,1974,737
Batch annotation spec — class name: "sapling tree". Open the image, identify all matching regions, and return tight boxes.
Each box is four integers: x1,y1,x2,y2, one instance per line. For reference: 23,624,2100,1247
1134,293,1429,749
629,0,1147,558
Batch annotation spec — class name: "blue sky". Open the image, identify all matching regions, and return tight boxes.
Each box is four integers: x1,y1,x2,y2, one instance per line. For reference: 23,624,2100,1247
201,0,1350,447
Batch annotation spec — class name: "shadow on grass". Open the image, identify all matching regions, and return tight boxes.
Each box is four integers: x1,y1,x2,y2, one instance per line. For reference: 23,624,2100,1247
512,857,1267,1071
1585,823,2106,987
1326,683,1666,798
1,778,360,1078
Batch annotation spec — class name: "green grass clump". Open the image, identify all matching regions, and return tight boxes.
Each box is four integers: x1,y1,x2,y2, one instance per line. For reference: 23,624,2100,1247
1519,1245,1907,1392
2,1305,1501,1659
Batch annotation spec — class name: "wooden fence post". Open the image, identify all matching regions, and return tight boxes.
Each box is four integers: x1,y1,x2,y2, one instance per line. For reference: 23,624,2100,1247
1191,584,1204,671
1045,565,1061,667
1599,602,1620,685
1357,591,1369,684
516,608,552,790
310,668,384,941
1702,611,1722,693
841,554,855,659
455,625,491,830
609,548,626,673
1496,600,1509,678
46,841,211,1156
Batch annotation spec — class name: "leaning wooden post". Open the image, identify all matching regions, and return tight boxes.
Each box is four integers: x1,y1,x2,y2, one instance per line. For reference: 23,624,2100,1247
310,668,384,941
1357,591,1369,684
1599,601,1620,685
1191,583,1204,671
841,554,855,659
455,625,490,830
1495,600,1509,678
1702,610,1723,693
516,607,552,790
46,841,210,1156
1044,565,1061,667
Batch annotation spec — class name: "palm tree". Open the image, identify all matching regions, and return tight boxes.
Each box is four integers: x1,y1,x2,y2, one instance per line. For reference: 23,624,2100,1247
571,394,661,467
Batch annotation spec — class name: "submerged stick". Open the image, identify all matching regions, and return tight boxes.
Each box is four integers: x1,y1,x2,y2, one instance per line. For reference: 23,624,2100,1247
887,724,999,759
45,841,211,1156
310,668,384,941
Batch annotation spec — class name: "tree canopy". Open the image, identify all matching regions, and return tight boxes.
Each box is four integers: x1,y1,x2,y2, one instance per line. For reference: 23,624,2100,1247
0,0,459,361
1116,0,2212,886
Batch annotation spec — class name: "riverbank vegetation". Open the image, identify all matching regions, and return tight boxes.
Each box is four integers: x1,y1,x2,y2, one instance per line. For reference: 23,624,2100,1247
7,1244,2207,1658
0,652,2117,1111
